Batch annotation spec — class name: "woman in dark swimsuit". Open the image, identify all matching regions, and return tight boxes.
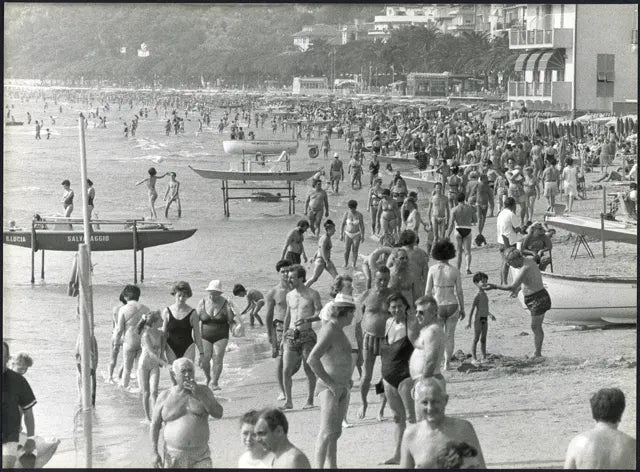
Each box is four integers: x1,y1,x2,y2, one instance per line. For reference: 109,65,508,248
161,281,204,370
198,280,238,390
380,292,416,465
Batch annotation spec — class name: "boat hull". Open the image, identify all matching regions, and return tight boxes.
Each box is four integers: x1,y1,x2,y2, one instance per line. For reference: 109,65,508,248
222,140,299,155
3,228,197,252
516,271,637,326
189,166,316,181
545,215,637,245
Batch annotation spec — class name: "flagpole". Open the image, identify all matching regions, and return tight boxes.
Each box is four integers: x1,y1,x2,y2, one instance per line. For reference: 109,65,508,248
77,114,94,467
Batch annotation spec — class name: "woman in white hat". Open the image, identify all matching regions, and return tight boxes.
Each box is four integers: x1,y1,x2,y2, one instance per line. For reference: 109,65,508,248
197,280,239,390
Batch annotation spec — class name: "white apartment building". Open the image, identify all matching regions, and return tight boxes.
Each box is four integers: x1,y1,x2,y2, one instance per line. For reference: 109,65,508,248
508,4,638,115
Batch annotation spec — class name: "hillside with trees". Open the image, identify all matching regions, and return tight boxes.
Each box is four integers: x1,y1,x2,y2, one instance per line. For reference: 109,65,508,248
4,4,517,89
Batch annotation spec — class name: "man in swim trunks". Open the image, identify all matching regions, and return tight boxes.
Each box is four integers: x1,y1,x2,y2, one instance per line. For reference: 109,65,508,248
265,260,292,400
357,266,392,418
163,172,181,218
281,220,309,265
281,265,322,410
564,387,636,469
151,358,223,468
408,295,445,391
387,247,416,310
472,174,492,236
387,230,429,302
428,182,450,242
307,294,356,468
329,152,344,194
255,409,312,468
484,248,551,357
305,219,339,288
400,377,485,468
304,180,329,237
496,197,523,285
446,192,475,274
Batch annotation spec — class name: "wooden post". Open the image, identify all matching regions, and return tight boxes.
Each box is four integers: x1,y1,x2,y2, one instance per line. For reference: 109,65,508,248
288,181,292,214
601,185,606,258
41,250,45,280
292,182,296,214
141,248,144,283
77,244,93,468
132,221,138,284
30,219,36,284
221,181,226,216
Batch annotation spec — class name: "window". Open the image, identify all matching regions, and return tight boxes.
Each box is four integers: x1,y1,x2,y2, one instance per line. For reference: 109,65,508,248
596,54,614,98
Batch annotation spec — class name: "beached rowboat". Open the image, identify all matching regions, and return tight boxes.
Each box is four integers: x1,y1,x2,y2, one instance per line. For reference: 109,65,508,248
5,121,24,126
545,215,637,245
3,227,197,251
189,165,317,182
516,272,637,326
222,139,299,155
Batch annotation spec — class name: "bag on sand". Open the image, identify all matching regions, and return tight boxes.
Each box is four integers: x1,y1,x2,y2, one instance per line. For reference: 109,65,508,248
474,233,487,247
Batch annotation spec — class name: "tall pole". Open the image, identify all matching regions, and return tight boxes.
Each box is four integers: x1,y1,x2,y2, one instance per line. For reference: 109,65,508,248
78,244,93,468
78,114,95,333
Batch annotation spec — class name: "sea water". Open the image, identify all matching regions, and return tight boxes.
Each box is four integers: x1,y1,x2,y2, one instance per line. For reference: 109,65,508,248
2,95,337,466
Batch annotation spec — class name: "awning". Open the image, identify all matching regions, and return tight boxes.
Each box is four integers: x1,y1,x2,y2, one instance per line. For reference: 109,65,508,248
524,50,544,71
537,49,565,70
514,53,528,72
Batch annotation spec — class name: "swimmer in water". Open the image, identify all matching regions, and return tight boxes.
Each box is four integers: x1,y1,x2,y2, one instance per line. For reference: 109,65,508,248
136,167,168,219
61,179,74,217
163,172,181,218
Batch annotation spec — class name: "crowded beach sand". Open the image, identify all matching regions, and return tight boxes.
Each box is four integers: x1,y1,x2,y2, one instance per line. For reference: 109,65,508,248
2,87,636,469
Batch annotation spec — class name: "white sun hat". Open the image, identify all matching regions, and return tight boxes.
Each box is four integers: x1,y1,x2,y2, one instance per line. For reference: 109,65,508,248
205,280,223,293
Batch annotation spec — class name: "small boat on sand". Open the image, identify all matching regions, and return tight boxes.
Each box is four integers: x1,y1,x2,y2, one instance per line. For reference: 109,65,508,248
545,215,637,245
222,139,299,155
5,121,24,126
516,272,637,326
189,165,317,182
402,169,440,195
3,222,196,252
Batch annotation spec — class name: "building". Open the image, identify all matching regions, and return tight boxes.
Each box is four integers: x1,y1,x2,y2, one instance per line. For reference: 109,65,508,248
292,24,341,52
341,20,376,44
369,5,439,42
292,77,330,95
407,72,480,97
508,4,638,115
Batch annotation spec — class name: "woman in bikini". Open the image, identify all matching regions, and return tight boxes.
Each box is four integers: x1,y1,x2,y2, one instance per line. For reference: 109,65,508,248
390,172,408,209
61,179,74,217
446,192,475,274
426,240,465,371
86,179,95,219
523,166,539,223
446,166,462,209
135,167,168,219
161,281,204,378
367,177,384,234
136,310,167,421
340,200,365,269
378,189,398,245
380,292,416,465
115,284,150,390
198,280,239,390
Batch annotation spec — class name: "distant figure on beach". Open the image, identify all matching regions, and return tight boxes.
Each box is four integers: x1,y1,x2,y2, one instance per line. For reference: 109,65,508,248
35,120,41,139
329,153,344,194
564,387,635,469
254,408,312,468
428,182,449,242
357,266,392,418
446,192,475,274
61,179,74,217
305,180,329,237
163,172,181,218
136,167,168,219
400,377,485,468
281,265,322,410
233,284,265,327
496,197,523,285
484,248,551,358
305,219,338,288
86,179,96,219
2,341,37,468
265,260,292,400
238,410,274,468
281,219,310,265
151,358,223,468
465,272,496,364
136,311,167,422
307,293,356,468
340,200,365,269
114,285,150,390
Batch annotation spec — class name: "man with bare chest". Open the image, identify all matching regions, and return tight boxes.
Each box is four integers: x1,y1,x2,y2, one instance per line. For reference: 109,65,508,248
387,230,429,302
151,358,223,468
357,267,392,418
400,377,485,468
305,180,329,237
281,265,323,410
387,247,415,309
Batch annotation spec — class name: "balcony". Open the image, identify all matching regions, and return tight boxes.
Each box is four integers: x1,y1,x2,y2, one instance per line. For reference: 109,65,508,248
509,28,573,49
632,29,638,45
508,81,572,107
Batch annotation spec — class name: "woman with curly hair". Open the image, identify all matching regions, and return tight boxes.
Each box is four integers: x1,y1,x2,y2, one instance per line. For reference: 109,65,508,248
426,240,465,371
161,281,204,368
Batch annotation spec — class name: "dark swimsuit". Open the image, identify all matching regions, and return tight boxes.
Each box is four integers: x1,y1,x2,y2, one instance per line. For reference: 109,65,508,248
380,317,414,389
200,299,231,344
166,307,195,358
456,227,472,238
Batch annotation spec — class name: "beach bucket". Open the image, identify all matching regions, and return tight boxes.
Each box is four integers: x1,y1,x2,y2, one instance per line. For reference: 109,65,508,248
308,145,319,159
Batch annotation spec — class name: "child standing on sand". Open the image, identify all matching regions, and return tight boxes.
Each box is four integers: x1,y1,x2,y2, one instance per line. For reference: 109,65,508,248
466,272,496,364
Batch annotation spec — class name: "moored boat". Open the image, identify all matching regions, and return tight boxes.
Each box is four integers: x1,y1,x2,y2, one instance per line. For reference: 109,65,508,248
545,215,637,245
189,165,317,182
5,121,24,126
222,139,299,155
516,272,637,326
